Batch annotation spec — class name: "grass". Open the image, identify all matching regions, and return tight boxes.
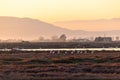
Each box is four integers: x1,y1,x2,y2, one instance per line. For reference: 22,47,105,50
0,51,120,80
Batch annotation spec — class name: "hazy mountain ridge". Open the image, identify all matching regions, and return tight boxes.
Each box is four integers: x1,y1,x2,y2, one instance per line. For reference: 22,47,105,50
54,18,120,31
0,16,119,40
0,17,73,39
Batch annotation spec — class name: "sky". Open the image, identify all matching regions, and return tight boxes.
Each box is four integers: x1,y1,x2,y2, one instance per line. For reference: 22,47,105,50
0,0,120,31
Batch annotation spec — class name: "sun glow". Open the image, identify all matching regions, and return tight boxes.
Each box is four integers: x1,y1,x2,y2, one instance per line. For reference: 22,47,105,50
0,0,120,31
0,0,120,23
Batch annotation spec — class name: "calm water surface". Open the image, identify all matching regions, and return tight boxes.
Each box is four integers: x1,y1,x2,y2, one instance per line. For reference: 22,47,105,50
2,48,120,51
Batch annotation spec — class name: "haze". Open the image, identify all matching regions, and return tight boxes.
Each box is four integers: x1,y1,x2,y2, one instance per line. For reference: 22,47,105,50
54,19,120,31
0,0,120,31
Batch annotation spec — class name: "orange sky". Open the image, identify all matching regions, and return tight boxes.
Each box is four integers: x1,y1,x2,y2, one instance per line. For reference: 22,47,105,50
0,0,120,31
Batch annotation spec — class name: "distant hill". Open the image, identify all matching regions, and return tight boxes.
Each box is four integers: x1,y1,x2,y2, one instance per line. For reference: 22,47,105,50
54,18,120,31
0,16,73,40
0,16,120,40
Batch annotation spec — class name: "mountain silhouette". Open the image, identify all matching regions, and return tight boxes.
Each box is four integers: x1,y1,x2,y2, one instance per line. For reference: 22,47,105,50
0,16,73,40
0,16,119,40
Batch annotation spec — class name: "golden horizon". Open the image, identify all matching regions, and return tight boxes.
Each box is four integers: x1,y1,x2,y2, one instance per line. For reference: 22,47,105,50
0,0,120,30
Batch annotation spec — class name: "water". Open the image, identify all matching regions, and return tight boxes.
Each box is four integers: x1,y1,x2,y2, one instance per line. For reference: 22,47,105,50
1,48,120,51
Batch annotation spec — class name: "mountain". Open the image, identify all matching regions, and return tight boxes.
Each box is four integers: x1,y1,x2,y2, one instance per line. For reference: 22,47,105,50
0,16,76,40
0,16,120,40
54,18,120,31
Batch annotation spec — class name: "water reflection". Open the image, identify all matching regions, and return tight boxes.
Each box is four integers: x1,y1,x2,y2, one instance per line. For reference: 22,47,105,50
1,48,120,51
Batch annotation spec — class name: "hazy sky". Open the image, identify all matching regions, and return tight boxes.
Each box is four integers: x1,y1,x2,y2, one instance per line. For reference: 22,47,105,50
0,0,120,30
